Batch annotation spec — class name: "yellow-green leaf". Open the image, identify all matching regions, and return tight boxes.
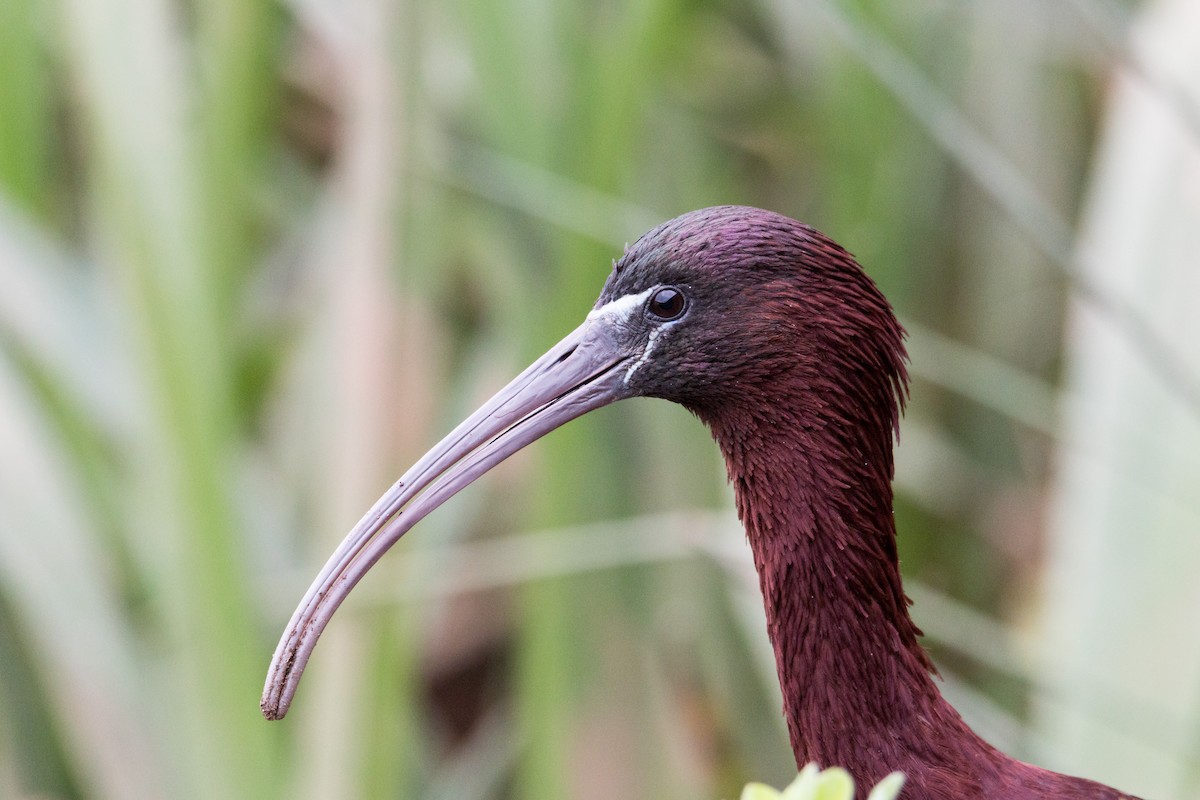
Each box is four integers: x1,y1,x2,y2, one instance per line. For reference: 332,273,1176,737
812,767,855,800
740,782,784,800
780,764,826,800
866,772,906,800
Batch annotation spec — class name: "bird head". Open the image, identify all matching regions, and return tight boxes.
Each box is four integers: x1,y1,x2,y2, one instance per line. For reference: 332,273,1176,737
599,206,906,425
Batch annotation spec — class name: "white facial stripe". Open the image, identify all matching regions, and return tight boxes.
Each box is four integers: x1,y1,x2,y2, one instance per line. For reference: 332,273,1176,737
588,287,677,386
624,324,665,385
586,287,656,325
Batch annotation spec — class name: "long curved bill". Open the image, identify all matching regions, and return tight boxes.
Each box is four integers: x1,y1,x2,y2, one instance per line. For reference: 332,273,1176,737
261,309,638,720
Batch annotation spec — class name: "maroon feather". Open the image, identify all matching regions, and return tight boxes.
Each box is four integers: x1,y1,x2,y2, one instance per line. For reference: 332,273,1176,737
620,207,1139,800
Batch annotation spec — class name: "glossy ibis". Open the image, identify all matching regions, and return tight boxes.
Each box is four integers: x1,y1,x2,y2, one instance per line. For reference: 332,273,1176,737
263,206,1141,799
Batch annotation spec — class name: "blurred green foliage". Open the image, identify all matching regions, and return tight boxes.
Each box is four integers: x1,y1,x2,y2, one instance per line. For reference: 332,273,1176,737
0,0,1196,799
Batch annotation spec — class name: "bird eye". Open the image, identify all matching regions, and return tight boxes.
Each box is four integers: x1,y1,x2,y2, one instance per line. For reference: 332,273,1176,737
647,286,686,321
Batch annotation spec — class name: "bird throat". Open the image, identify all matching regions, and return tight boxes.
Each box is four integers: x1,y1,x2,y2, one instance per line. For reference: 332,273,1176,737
701,401,989,786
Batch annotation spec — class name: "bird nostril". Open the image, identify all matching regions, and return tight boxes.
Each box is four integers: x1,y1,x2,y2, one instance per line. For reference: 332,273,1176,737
554,345,577,364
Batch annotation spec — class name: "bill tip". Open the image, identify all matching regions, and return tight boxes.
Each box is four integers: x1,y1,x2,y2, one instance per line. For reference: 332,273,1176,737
260,698,287,721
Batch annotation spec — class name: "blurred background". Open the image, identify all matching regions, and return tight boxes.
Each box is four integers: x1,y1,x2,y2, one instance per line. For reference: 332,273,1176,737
1,0,1198,798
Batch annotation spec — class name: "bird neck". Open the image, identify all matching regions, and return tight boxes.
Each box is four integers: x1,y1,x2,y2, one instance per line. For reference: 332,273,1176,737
703,400,991,785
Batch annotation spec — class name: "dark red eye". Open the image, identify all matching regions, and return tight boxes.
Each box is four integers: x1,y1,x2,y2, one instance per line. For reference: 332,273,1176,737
647,287,686,320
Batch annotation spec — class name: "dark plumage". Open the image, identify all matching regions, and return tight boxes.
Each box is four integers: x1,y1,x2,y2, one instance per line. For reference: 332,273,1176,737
263,206,1141,799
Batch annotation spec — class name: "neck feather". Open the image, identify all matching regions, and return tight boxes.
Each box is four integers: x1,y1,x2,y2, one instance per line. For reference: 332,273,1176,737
702,397,998,788
700,385,1141,799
